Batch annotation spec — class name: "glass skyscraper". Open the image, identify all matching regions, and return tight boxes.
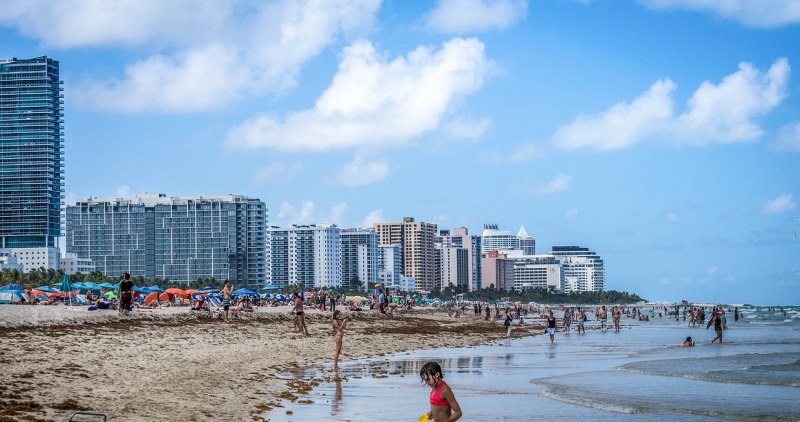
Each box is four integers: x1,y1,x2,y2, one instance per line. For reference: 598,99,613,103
0,56,64,248
66,194,267,285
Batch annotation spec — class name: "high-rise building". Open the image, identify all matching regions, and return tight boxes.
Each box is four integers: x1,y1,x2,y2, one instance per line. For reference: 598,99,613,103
0,56,64,248
340,228,378,291
375,217,437,291
481,224,520,254
512,254,562,292
66,194,267,285
550,246,605,292
378,244,402,287
267,224,341,289
517,226,536,255
440,227,482,291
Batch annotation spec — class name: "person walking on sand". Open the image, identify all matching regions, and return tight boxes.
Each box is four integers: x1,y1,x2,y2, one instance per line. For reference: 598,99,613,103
220,281,233,322
118,272,133,315
331,310,351,371
612,306,621,333
420,361,462,422
293,291,309,335
546,310,557,344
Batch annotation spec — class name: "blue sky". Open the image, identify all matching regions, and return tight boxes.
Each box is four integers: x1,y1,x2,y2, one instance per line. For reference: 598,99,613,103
2,0,798,304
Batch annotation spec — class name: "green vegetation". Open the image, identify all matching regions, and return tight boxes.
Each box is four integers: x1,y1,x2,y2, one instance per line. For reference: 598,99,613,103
433,285,645,304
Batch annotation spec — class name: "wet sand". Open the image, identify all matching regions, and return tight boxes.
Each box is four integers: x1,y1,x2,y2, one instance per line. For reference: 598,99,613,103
0,306,542,421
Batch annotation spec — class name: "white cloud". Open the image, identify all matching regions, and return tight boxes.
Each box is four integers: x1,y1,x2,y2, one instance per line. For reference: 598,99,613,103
361,209,385,227
637,0,800,29
426,0,528,33
276,201,316,226
769,121,800,152
666,213,680,223
0,1,382,112
226,37,491,151
441,117,492,140
761,193,796,215
253,162,303,185
115,185,132,199
565,208,579,218
552,59,790,151
552,79,675,150
541,174,571,194
327,202,348,225
336,154,390,186
509,143,546,162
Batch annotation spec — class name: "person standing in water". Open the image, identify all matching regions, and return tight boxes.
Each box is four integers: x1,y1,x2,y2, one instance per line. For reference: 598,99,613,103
546,310,557,344
331,310,351,371
710,309,723,344
420,361,462,422
563,308,571,334
612,306,621,333
576,307,585,334
504,307,513,337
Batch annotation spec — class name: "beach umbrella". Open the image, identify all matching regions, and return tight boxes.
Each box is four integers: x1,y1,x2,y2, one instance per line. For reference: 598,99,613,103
165,288,188,298
144,292,159,305
0,284,24,291
134,286,151,293
147,285,164,293
261,285,280,291
33,285,59,294
197,286,217,293
99,282,117,289
58,274,74,305
232,288,258,296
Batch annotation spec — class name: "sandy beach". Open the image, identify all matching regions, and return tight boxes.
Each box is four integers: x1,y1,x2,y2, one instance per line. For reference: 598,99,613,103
0,305,542,421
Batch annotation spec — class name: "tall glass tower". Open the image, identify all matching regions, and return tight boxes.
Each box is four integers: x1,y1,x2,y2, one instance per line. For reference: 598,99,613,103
0,56,64,248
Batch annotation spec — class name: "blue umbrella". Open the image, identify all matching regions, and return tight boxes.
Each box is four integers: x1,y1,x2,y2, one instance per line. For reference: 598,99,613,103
0,284,24,291
146,285,164,293
99,282,117,289
33,285,59,294
261,285,281,291
197,287,218,293
134,286,151,293
232,288,257,296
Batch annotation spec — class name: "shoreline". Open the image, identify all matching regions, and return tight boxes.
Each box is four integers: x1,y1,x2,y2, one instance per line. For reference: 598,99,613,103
0,306,544,421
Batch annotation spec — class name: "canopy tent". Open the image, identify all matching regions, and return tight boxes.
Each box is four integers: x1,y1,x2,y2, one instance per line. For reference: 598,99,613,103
232,288,258,296
0,289,25,304
0,284,23,291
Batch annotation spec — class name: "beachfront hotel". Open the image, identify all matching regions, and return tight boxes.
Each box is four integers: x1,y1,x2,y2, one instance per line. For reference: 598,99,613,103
550,246,605,292
437,227,483,291
375,217,437,291
340,228,379,291
65,193,267,285
266,224,342,289
0,56,64,249
481,223,535,254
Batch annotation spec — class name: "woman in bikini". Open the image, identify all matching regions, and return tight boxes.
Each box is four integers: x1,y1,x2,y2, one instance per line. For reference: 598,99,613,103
293,292,309,335
331,310,351,371
420,361,462,421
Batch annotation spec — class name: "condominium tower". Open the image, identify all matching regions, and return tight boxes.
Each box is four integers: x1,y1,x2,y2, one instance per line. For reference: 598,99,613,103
0,56,64,248
375,217,437,291
550,246,605,292
340,228,379,290
65,194,267,284
267,224,342,289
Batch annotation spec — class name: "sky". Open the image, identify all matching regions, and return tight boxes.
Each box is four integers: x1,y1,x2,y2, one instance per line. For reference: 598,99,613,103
1,0,798,305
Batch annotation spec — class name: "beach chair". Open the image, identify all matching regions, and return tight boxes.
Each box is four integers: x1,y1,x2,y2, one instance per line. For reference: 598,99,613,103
206,293,224,318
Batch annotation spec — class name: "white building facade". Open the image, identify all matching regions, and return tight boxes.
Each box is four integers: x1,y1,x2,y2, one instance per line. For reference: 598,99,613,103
550,246,605,292
60,252,96,275
1,247,60,272
267,224,341,289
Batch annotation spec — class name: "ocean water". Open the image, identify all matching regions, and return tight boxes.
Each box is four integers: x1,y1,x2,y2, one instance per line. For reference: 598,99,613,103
266,307,800,421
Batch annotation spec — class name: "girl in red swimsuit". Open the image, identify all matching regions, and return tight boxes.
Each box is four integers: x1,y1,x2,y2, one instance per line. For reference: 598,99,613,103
420,361,462,421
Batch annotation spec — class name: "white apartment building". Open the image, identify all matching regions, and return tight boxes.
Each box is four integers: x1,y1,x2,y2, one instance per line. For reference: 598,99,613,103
438,245,468,290
267,224,342,289
378,244,402,287
481,224,521,254
0,251,22,271
550,246,605,292
60,252,96,275
512,255,563,292
1,247,60,272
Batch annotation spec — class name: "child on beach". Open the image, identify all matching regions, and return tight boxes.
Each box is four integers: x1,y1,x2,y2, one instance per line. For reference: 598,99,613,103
331,310,351,371
420,361,462,422
679,336,695,347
